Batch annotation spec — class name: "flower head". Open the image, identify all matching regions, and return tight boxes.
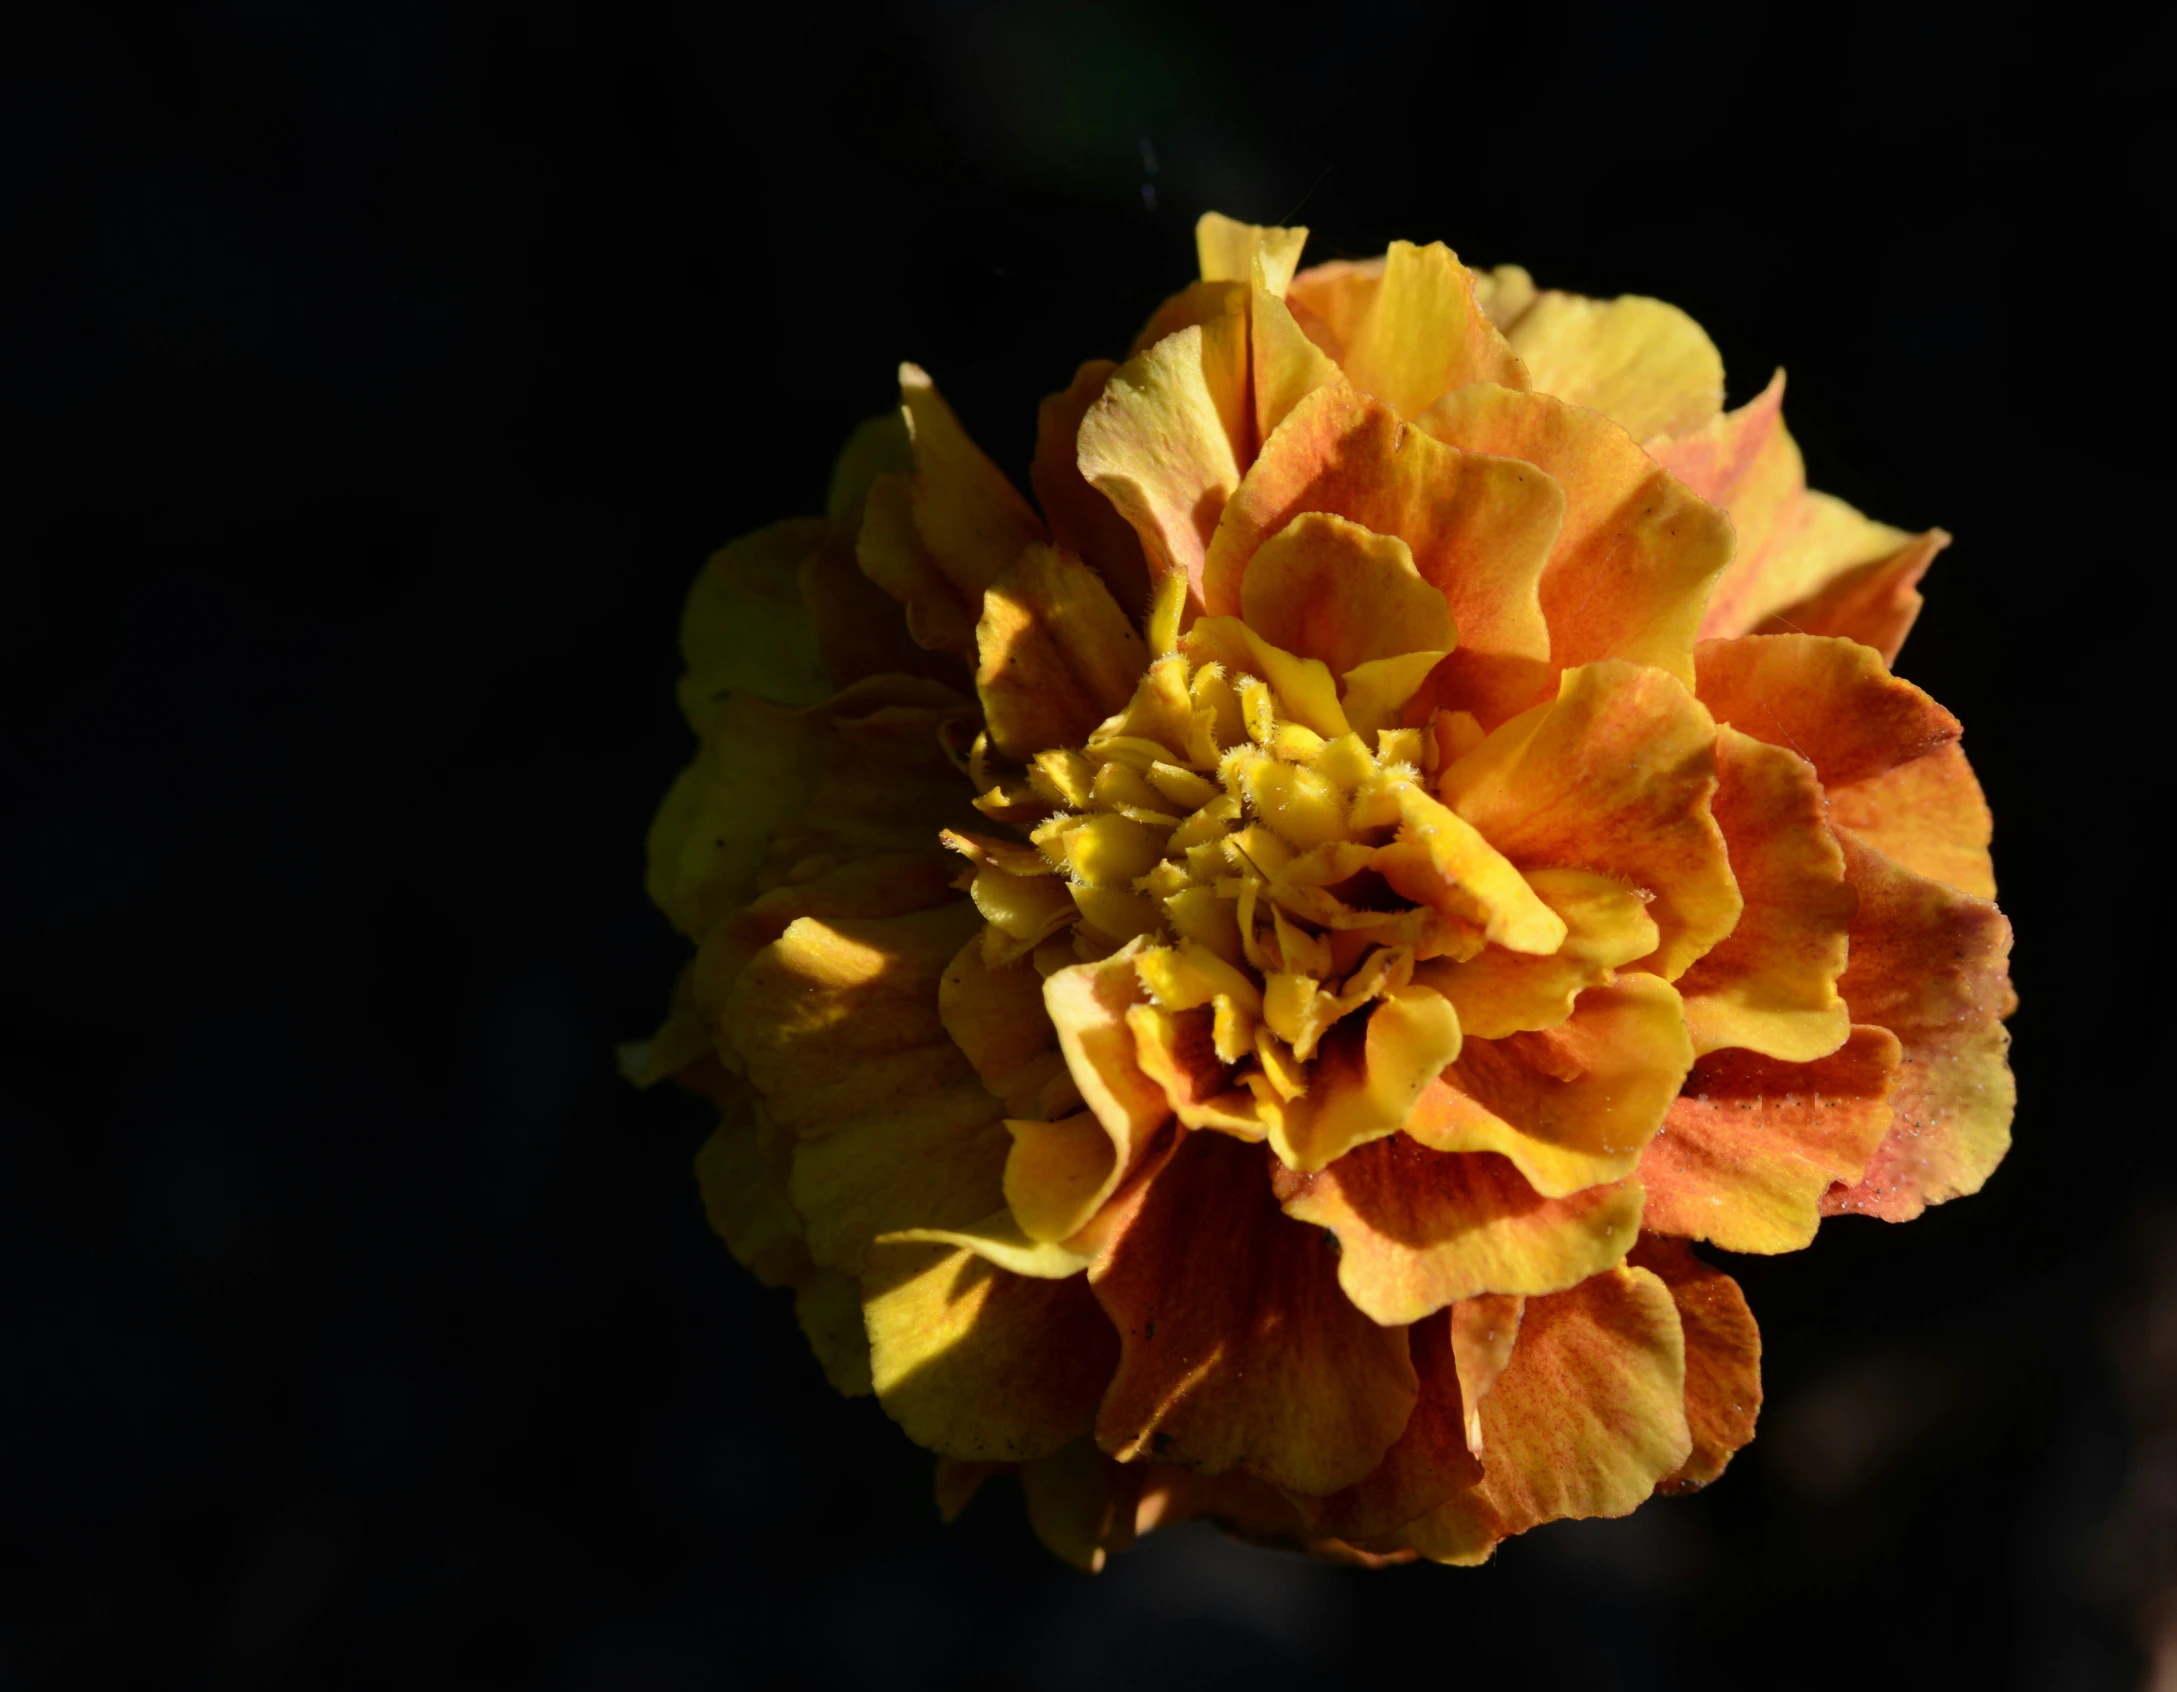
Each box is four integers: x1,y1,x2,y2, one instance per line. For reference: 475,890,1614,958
630,213,2014,1567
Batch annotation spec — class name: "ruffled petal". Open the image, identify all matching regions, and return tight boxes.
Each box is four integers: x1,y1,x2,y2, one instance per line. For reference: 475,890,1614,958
1202,383,1562,725
1415,867,1659,1040
1078,306,1251,610
1030,360,1154,620
1238,511,1456,674
1637,1026,1901,1253
1504,291,1723,441
1090,1130,1420,1496
1250,277,1343,442
1752,529,1948,665
1293,240,1528,419
1413,383,1732,689
1019,1439,1142,1572
1628,1235,1762,1493
975,542,1149,759
1280,1136,1643,1323
794,1268,874,1396
1264,985,1465,1173
938,935,1063,1116
1195,211,1308,295
856,470,979,657
1408,974,1694,1198
1298,1312,1480,1541
862,1241,1118,1462
1822,830,2015,1221
1825,740,1995,899
1695,633,1961,787
1450,1293,1524,1455
1399,1266,1691,1562
692,1080,810,1288
1674,727,1854,1061
798,530,965,689
1440,660,1738,979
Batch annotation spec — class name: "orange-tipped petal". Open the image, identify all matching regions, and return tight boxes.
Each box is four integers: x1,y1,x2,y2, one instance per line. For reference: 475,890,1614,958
1415,867,1659,1040
975,542,1149,759
1504,291,1722,441
1031,360,1154,619
1280,1136,1643,1323
1674,727,1854,1062
1299,1312,1481,1541
1202,384,1562,724
1090,1130,1420,1496
1413,383,1733,689
1627,1235,1762,1492
1078,308,1250,612
1752,529,1948,666
1825,742,1995,899
1441,660,1738,979
1409,974,1694,1198
1265,985,1465,1173
1695,633,1960,788
862,1241,1119,1462
899,362,1048,600
1637,1027,1901,1253
1401,1266,1691,1562
1646,368,1784,505
1239,511,1456,674
1823,830,2015,1221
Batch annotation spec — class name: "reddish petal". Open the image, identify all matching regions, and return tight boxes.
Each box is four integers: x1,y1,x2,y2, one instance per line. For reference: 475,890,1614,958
1695,632,1960,786
1300,1312,1481,1541
1822,830,2015,1221
1638,1028,1901,1253
1753,529,1949,666
1825,741,1996,899
1090,1131,1420,1496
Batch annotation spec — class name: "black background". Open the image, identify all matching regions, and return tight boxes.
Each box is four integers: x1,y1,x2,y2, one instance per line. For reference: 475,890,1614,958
5,4,2164,1688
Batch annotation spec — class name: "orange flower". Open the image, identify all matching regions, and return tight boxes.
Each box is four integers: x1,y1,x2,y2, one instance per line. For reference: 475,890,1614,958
629,213,2014,1568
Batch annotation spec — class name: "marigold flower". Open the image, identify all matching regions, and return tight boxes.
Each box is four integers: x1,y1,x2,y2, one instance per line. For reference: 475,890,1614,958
629,212,2015,1569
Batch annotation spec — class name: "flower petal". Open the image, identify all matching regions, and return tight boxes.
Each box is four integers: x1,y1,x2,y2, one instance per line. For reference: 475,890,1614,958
692,1082,810,1288
1637,1026,1902,1253
798,530,965,689
1399,1266,1691,1563
1078,310,1250,611
1019,1438,1142,1572
1628,1235,1762,1493
975,542,1149,759
1413,382,1733,689
862,1241,1119,1462
1201,383,1563,725
1822,830,2015,1221
1674,726,1854,1062
1450,1293,1525,1456
1408,974,1694,1198
1695,633,1960,787
676,518,835,721
1415,867,1660,1040
1751,529,1949,666
1504,290,1723,441
1239,511,1456,674
644,694,820,937
1250,279,1344,442
1825,742,1995,899
899,362,1048,600
1304,239,1528,419
939,935,1063,1116
1031,361,1154,620
856,470,980,657
1440,660,1738,979
1298,1312,1481,1541
1266,985,1466,1173
1280,1136,1644,1323
1090,1130,1420,1496
1646,367,1784,505
1195,211,1308,295
1025,945,1172,1240
794,1268,874,1396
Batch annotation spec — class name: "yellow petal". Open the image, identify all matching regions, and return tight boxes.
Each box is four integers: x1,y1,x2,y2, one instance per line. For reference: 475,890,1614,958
1077,313,1249,613
794,1268,873,1396
1412,382,1732,690
798,529,963,690
1267,985,1465,1173
899,362,1047,600
1250,279,1344,442
975,542,1149,759
1449,1293,1525,1456
1441,660,1738,980
1365,777,1568,956
1295,1313,1480,1542
1415,867,1660,1039
1019,1439,1141,1572
1030,360,1154,620
1505,290,1723,441
1280,1134,1642,1322
1195,210,1308,294
825,409,915,524
1181,615,1351,739
1339,650,1451,740
1290,243,1527,417
1409,974,1694,1198
675,518,835,722
856,469,979,658
1239,511,1456,674
1030,945,1172,1237
862,1241,1118,1461
939,933,1064,1115
692,1084,809,1288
